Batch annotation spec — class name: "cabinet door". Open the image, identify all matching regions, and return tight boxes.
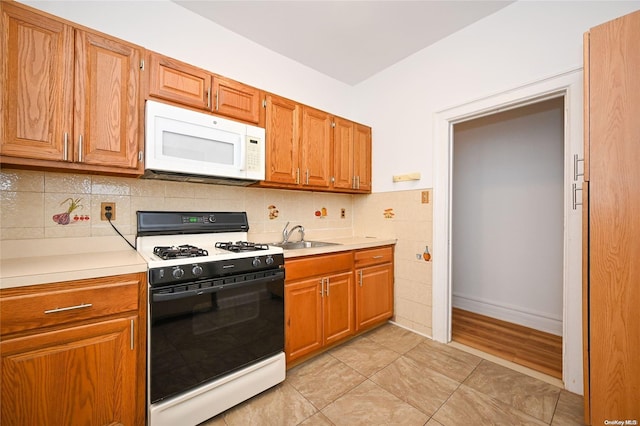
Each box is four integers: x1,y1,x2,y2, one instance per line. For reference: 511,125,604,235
285,277,323,363
213,76,261,124
1,316,138,426
323,271,354,346
333,117,355,190
356,263,393,331
585,10,640,424
354,123,372,192
148,52,212,110
265,94,300,185
74,30,141,171
300,106,331,188
0,2,73,162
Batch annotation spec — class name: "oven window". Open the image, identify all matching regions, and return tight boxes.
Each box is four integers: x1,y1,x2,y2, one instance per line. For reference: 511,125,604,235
150,277,284,403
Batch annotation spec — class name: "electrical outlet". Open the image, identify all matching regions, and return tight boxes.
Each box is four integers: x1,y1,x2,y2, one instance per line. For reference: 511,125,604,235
421,191,430,204
341,208,346,219
101,202,116,221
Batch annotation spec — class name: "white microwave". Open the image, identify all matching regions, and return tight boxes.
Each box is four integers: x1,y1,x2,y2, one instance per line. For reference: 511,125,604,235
143,100,265,184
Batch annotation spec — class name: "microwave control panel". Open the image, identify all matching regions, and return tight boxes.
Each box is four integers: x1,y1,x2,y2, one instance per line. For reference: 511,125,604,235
246,137,262,172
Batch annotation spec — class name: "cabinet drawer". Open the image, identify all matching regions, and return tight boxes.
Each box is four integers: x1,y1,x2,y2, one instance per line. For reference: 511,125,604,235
0,275,141,336
286,252,353,281
354,246,393,268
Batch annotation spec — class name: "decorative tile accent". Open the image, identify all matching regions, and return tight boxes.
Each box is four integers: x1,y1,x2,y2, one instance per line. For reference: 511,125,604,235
268,204,279,219
52,197,87,225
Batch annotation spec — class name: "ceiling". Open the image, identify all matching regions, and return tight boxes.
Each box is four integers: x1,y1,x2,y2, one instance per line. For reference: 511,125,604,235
174,1,515,86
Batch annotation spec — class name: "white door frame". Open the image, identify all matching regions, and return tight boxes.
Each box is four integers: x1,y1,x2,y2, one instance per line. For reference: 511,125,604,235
432,68,584,394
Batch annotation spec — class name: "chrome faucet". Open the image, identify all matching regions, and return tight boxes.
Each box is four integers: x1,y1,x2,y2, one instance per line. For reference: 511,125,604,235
282,222,305,243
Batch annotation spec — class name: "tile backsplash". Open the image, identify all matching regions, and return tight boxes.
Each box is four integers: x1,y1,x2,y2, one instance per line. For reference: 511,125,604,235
0,168,434,337
0,170,354,243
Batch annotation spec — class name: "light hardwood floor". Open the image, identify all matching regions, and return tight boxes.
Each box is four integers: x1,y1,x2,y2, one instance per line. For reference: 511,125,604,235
451,308,563,379
201,323,582,425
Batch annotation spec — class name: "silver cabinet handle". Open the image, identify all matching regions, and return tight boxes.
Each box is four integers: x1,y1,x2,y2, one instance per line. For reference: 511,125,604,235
358,270,363,287
356,176,360,189
207,88,211,109
372,255,384,259
63,132,69,161
319,278,324,296
130,319,135,350
325,277,329,296
78,134,84,162
215,89,219,111
44,302,92,314
573,154,584,181
305,170,310,185
572,183,583,210
296,168,300,185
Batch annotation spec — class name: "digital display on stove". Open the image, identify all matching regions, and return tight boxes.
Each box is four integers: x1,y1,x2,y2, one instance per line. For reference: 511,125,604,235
182,216,204,224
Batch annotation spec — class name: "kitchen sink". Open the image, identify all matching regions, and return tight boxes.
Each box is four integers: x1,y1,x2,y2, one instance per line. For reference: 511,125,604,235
271,240,340,250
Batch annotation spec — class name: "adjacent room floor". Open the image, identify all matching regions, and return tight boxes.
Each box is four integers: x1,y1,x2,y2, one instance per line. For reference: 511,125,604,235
201,323,584,425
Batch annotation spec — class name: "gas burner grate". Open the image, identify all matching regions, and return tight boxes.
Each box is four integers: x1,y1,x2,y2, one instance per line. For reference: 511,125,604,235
153,244,209,260
215,241,270,253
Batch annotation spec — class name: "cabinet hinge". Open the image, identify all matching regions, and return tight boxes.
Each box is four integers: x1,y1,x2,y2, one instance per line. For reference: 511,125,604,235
331,121,336,128
140,59,145,70
262,99,267,108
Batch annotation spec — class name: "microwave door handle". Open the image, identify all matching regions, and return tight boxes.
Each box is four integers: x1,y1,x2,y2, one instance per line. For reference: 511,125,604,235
239,136,247,171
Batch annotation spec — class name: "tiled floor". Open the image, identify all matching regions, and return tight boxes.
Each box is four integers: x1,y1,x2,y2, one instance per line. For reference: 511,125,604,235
201,323,585,425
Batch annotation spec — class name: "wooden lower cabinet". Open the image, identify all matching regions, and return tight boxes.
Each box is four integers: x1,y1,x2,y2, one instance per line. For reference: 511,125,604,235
284,247,394,364
0,272,146,426
285,252,354,364
355,246,394,331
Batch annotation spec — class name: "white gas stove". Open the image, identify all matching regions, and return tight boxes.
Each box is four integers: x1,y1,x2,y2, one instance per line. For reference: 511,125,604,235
137,211,286,426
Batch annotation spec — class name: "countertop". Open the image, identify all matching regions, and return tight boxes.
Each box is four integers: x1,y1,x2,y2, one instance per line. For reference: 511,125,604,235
0,236,147,289
0,236,396,289
278,236,397,258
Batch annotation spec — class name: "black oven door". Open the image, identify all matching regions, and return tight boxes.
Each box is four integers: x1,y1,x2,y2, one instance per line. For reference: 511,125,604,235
149,269,285,404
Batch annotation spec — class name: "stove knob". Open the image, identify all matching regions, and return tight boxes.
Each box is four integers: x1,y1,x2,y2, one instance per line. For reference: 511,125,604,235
192,265,203,276
252,258,262,268
172,267,185,279
208,215,216,223
265,256,274,265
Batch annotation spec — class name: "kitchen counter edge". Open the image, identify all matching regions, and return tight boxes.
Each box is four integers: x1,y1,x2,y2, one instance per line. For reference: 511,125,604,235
280,237,397,258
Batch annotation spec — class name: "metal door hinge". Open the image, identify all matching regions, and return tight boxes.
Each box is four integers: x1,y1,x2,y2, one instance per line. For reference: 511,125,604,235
331,121,336,128
262,99,267,108
140,59,145,70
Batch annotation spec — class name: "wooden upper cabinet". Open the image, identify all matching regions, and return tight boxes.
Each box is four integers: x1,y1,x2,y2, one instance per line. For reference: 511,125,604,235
264,93,300,185
147,52,212,110
75,30,141,169
147,52,261,124
0,2,143,175
0,2,73,162
300,106,332,188
331,118,372,193
213,76,261,124
332,117,355,190
354,123,372,192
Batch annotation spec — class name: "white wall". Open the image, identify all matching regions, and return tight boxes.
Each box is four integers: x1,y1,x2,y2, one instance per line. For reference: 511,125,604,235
21,0,357,123
352,1,640,193
451,98,564,335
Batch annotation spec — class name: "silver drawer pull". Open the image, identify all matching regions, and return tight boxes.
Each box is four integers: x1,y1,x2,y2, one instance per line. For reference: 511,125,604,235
372,255,384,259
44,303,93,314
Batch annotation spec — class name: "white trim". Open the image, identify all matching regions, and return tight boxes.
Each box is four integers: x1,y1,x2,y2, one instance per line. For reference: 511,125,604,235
432,68,583,394
452,293,563,336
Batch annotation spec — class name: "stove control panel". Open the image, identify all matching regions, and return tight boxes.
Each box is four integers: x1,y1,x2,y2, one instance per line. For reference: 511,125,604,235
149,254,285,286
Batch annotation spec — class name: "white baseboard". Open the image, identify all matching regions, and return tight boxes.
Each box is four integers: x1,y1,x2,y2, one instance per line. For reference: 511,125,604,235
452,293,562,336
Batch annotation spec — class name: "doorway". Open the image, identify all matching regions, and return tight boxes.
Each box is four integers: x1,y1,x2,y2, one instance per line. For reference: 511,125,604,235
432,69,584,393
450,98,564,378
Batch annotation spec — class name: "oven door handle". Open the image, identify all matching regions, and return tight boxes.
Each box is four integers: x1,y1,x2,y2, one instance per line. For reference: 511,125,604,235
151,270,285,303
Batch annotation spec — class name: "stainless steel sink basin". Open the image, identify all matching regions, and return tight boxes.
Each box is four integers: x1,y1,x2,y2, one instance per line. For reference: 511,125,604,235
271,240,340,250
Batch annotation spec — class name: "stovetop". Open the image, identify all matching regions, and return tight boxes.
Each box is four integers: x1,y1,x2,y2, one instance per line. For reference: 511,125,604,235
136,211,283,270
